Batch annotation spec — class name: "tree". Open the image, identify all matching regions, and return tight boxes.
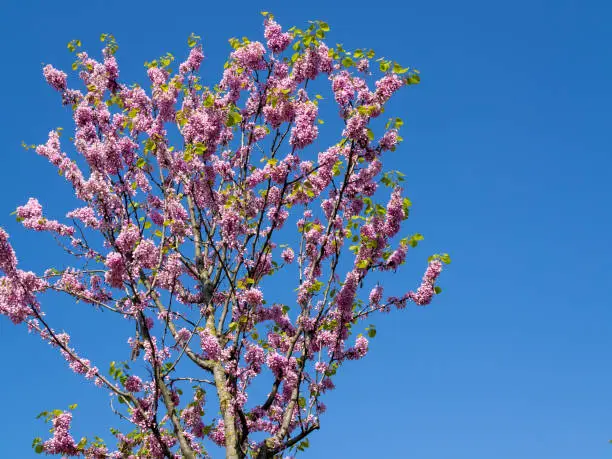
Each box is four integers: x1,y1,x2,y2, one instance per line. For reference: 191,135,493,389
1,13,448,459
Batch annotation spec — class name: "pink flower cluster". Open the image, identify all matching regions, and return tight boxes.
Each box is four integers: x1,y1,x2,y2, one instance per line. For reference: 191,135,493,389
16,198,74,236
290,101,319,149
43,64,67,91
264,19,292,54
407,259,443,306
42,412,78,455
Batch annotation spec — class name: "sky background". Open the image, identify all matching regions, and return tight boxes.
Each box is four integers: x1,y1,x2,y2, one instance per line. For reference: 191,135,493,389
0,0,611,457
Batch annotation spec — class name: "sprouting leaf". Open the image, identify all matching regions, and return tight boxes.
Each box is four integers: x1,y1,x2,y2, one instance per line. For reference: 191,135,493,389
67,39,81,53
342,57,354,68
356,259,369,269
187,33,201,48
406,74,421,85
226,110,242,127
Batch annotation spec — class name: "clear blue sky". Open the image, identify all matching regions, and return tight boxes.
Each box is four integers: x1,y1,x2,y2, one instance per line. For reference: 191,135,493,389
1,0,611,457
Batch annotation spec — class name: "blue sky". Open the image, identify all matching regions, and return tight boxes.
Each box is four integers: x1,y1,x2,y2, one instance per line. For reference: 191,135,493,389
1,0,611,457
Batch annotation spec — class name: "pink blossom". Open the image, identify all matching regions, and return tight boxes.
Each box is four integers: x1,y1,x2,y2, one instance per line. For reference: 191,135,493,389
356,59,370,72
379,129,398,151
293,44,333,82
17,198,74,236
281,248,294,264
180,46,204,73
385,244,407,270
331,71,355,106
147,66,168,85
199,329,221,360
375,73,404,103
0,228,18,276
407,260,443,306
242,287,264,306
290,101,318,149
115,224,140,253
104,252,125,288
264,19,292,53
43,64,67,91
209,420,226,446
231,42,267,70
133,239,158,269
124,375,143,392
382,188,405,237
266,352,288,378
245,344,265,372
345,335,368,360
42,412,78,455
369,285,383,305
66,207,100,228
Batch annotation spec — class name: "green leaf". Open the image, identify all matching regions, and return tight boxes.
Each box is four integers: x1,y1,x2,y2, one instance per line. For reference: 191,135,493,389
356,259,369,269
408,233,424,248
366,128,375,141
342,56,354,68
308,280,324,293
434,286,442,294
320,22,330,32
226,110,242,127
34,445,44,454
187,33,200,48
406,74,421,85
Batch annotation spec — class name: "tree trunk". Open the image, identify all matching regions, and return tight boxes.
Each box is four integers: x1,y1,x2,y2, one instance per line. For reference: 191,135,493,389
213,364,243,459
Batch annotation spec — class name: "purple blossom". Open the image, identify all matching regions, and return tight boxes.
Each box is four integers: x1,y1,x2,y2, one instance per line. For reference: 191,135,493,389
369,285,383,305
242,287,264,306
104,252,125,288
407,260,443,306
0,229,17,276
264,19,292,53
231,42,267,70
124,375,143,392
281,248,295,264
133,239,158,269
375,73,404,103
199,329,221,360
43,64,67,91
379,129,398,151
356,58,370,72
66,207,100,228
289,101,318,149
180,46,204,73
42,412,78,455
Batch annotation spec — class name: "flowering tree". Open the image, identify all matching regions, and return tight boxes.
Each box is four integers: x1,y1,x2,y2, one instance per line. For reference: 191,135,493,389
1,13,449,459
